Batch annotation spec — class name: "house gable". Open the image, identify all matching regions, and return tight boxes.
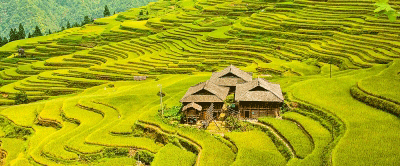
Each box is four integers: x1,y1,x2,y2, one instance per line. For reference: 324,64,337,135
193,89,214,95
249,86,268,92
220,72,241,79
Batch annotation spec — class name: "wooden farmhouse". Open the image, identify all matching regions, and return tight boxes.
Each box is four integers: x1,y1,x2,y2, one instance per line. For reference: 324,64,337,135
180,80,229,124
235,78,284,119
180,65,284,124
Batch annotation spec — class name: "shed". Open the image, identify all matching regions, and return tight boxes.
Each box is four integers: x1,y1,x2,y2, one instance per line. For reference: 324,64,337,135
180,80,229,123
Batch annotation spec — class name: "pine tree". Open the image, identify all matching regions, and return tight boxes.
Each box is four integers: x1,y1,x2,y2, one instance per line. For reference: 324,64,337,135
28,33,32,38
18,23,25,40
9,28,16,42
3,37,8,45
33,26,43,37
104,5,111,17
73,22,79,27
61,26,65,31
146,11,149,15
0,37,3,47
48,29,52,35
67,21,71,29
83,15,91,25
139,10,143,15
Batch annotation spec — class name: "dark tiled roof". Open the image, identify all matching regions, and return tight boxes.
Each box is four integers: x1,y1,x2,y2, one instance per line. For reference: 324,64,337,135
235,78,284,102
210,65,252,87
180,80,230,103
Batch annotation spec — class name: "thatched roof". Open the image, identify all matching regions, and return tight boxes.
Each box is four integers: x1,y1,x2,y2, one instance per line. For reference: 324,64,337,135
210,65,253,87
235,78,284,102
182,102,202,111
180,80,230,103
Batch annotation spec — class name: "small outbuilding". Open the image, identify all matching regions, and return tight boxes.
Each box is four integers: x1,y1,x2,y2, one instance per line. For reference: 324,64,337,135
235,78,284,119
180,80,229,124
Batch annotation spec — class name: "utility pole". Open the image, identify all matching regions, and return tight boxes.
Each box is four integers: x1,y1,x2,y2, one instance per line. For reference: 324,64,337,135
330,58,332,78
158,84,163,116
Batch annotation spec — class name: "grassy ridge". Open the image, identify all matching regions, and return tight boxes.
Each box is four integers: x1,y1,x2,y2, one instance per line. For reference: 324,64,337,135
0,0,399,165
286,66,400,165
259,117,314,159
225,131,286,166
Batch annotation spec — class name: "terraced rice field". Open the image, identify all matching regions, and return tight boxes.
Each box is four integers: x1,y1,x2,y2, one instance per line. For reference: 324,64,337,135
0,0,400,165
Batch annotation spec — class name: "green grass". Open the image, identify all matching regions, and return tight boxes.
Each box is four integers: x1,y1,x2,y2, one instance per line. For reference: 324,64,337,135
0,0,400,165
0,138,26,165
285,66,400,165
0,103,43,127
152,143,196,166
225,131,287,166
358,60,400,104
283,112,331,166
258,117,313,159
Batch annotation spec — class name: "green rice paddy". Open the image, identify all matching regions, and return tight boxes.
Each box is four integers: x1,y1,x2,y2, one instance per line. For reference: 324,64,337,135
0,0,400,165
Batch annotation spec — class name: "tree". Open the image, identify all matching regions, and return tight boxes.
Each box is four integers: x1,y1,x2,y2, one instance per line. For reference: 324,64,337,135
3,37,8,44
146,11,149,15
15,91,29,105
66,21,71,29
9,28,17,42
83,15,91,25
32,26,43,37
375,0,400,21
73,22,79,27
104,5,111,17
61,26,65,31
27,33,32,38
0,37,3,47
139,10,143,15
48,29,52,35
18,23,25,40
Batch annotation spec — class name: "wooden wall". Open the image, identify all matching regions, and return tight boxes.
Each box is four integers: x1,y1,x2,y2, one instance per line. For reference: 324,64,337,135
238,101,281,119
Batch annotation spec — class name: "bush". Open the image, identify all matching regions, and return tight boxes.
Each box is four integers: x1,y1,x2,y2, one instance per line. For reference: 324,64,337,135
163,104,182,119
103,147,129,158
225,116,253,132
134,150,155,165
15,91,29,105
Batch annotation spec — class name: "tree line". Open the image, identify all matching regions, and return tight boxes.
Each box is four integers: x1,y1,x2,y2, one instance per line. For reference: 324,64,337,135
0,5,113,47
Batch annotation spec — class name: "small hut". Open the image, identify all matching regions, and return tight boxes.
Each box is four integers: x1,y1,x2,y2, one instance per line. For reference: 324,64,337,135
180,80,229,124
235,78,284,119
209,65,253,93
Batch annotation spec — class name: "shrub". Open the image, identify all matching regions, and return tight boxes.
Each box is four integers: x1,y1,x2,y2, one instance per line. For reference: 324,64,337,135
15,91,29,105
224,94,235,107
134,150,155,165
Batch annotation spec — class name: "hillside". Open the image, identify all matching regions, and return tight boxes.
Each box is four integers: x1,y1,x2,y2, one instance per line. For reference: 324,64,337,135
0,0,156,37
0,0,400,165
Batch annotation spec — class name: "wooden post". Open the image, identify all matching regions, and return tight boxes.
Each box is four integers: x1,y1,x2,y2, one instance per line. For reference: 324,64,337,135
158,84,163,116
330,58,332,78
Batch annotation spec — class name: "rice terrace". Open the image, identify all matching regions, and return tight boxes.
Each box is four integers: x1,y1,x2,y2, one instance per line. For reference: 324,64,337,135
0,0,400,165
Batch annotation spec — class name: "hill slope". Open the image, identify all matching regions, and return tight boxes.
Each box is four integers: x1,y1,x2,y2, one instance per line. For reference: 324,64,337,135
0,0,156,37
0,0,400,165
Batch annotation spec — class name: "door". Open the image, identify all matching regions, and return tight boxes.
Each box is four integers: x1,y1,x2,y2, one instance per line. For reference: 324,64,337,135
245,111,250,118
